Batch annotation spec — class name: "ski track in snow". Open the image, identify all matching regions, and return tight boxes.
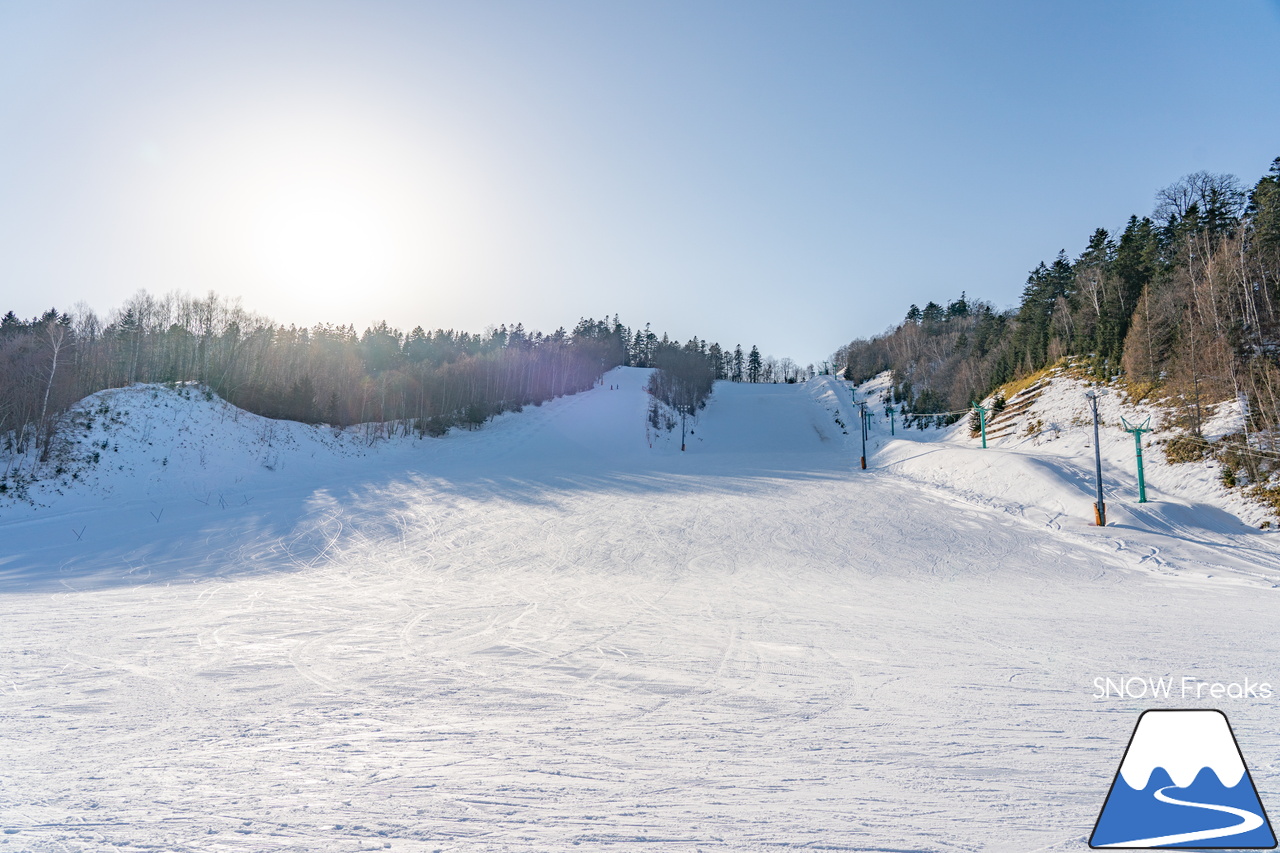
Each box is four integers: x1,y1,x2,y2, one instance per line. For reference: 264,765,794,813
2,368,1279,851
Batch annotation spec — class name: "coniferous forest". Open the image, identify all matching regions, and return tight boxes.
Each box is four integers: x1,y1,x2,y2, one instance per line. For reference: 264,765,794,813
838,159,1280,443
0,293,810,465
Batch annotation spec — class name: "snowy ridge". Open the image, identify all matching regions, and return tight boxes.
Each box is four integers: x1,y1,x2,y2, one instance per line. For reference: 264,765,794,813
1117,711,1246,790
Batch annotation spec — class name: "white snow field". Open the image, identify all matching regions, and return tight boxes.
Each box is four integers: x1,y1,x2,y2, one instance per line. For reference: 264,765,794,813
4,367,1280,852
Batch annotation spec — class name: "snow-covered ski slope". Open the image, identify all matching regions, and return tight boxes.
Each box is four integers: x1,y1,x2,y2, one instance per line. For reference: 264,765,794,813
3,367,1280,852
858,367,1280,584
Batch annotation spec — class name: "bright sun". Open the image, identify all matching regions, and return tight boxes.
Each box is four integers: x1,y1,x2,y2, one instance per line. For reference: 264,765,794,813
247,176,399,295
192,108,482,314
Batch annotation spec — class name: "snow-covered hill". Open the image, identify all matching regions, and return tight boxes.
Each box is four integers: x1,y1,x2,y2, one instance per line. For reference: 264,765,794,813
828,368,1280,586
862,366,1266,525
3,382,374,509
3,368,1280,852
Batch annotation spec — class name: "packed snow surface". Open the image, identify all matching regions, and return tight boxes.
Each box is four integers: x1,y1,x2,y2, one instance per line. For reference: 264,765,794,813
3,368,1280,851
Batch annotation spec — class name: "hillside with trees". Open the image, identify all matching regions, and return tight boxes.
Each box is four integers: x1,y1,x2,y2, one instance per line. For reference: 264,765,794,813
838,158,1280,445
0,294,810,474
644,345,717,451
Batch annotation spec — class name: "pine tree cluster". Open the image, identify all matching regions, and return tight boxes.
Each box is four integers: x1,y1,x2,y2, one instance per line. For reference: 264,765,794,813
838,158,1280,442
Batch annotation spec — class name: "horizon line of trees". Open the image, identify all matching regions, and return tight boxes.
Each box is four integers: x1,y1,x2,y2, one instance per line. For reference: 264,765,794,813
1,291,808,467
838,157,1280,445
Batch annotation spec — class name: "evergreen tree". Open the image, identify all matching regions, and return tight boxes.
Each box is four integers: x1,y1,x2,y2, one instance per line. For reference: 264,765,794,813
404,326,428,362
834,157,1280,442
360,321,404,372
0,310,23,336
645,346,715,450
921,301,944,327
708,342,725,379
286,376,318,422
1011,251,1073,371
747,345,762,383
1249,157,1280,256
1101,216,1157,365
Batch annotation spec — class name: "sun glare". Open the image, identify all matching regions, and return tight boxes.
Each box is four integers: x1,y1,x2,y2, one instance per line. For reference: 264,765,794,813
185,104,494,322
247,176,399,296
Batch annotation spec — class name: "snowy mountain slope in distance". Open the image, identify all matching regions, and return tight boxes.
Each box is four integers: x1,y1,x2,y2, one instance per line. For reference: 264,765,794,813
5,367,1280,851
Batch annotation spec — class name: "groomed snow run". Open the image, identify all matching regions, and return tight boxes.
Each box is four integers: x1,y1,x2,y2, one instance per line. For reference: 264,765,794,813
2,367,1279,852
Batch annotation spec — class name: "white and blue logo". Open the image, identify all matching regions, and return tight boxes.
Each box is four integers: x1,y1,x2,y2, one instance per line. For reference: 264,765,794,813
1091,709,1276,848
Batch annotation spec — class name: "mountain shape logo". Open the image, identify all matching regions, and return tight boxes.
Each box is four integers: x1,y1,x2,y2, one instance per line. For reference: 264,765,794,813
1091,709,1276,848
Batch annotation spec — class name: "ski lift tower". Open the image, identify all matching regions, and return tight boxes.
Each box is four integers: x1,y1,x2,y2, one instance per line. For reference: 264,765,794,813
1121,416,1153,503
1085,389,1109,525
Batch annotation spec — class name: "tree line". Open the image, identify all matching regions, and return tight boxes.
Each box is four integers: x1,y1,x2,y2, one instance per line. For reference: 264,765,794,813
838,157,1280,445
0,290,799,466
645,342,719,450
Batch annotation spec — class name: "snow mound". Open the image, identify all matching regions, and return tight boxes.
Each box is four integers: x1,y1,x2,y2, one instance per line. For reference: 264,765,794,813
2,382,374,513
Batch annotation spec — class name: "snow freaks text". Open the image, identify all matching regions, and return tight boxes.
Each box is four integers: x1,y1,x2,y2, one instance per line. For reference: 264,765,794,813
1093,676,1274,701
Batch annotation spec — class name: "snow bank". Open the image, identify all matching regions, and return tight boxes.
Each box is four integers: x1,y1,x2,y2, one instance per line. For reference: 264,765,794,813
848,368,1269,529
828,367,1280,586
2,382,373,512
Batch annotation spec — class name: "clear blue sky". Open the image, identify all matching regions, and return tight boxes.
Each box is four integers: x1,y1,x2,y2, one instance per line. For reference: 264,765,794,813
3,1,1279,367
